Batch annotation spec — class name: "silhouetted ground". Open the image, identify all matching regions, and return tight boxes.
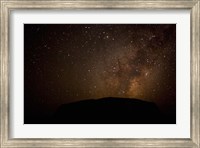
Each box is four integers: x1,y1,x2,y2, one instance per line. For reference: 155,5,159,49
24,97,176,124
52,97,175,124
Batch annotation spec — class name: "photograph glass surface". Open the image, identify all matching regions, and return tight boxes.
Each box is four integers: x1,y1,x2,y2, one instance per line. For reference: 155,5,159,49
24,24,176,124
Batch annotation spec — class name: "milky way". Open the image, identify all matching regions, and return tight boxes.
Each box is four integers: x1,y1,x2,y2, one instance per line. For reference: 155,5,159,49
24,24,176,117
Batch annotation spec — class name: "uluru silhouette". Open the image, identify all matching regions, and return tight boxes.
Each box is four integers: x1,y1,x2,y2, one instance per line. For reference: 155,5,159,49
52,97,169,124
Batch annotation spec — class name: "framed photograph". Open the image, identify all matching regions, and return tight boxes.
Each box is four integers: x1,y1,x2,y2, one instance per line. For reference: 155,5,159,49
0,0,199,147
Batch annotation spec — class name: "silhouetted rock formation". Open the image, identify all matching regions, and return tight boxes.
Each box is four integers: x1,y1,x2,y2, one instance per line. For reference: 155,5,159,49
53,97,168,124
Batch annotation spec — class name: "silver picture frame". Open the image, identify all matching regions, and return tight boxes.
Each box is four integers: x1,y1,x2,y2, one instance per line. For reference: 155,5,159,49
0,0,199,147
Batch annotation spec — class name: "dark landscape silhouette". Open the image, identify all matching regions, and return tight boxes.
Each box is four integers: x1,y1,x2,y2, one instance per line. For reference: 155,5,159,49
25,97,175,124
52,97,175,124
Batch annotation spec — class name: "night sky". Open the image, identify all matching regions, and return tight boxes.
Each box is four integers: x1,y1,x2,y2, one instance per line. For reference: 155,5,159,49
24,24,176,119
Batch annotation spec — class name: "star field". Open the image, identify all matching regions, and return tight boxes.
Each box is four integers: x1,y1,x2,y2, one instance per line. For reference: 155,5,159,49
24,24,176,117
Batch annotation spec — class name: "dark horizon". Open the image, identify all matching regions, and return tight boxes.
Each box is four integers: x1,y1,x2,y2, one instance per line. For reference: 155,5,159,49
24,24,176,124
25,97,176,124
